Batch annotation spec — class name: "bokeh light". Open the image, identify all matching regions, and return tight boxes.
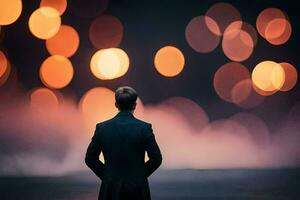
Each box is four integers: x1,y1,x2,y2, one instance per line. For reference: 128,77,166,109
90,48,129,80
231,79,264,108
241,22,258,46
30,87,59,111
256,8,291,45
0,0,22,25
46,25,80,57
29,7,61,39
265,18,292,45
185,16,220,53
154,46,185,77
0,50,10,86
230,113,270,146
79,87,118,134
0,50,8,79
222,22,254,62
279,62,298,92
252,83,277,96
69,0,108,18
223,21,258,46
40,0,67,15
40,55,74,89
214,62,250,102
161,97,209,132
231,79,252,104
256,8,286,37
252,61,285,92
89,15,123,49
205,2,242,35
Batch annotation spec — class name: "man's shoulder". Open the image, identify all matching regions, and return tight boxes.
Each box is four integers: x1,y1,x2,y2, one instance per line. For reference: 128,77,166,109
95,118,114,128
96,116,151,128
133,117,151,128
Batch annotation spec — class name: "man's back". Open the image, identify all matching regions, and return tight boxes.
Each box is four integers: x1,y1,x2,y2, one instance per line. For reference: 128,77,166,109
85,111,162,200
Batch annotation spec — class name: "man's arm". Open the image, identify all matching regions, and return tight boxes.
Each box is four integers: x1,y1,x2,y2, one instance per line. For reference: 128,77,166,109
144,124,162,177
85,124,105,180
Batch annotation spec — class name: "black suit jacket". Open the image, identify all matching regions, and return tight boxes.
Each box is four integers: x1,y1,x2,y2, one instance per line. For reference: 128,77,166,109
85,111,162,200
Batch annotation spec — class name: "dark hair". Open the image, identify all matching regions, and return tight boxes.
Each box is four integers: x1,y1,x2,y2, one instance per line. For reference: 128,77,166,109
115,86,138,111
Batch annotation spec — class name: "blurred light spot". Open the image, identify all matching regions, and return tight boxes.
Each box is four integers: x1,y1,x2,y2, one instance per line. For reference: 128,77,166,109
241,22,258,46
89,15,123,49
161,97,209,132
256,8,286,37
69,0,108,18
0,0,22,25
185,16,220,53
256,8,291,45
30,87,59,110
29,7,61,39
40,0,67,15
40,55,73,89
79,87,118,134
230,113,270,146
231,79,252,104
90,48,129,80
214,62,250,102
252,61,285,92
252,84,277,96
110,48,129,78
205,2,242,35
265,18,292,45
279,62,298,91
46,25,79,57
154,46,185,77
231,79,264,108
222,22,254,62
0,50,10,86
0,50,8,78
224,21,258,46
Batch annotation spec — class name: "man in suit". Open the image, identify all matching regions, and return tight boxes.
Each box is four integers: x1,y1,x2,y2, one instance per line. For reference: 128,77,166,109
85,86,162,200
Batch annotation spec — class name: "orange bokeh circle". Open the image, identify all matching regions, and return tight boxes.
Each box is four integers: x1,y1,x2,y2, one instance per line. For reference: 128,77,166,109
79,87,118,133
205,2,242,35
231,79,264,108
0,50,8,78
40,0,67,15
222,22,254,62
265,18,292,45
40,55,74,89
30,87,59,110
29,7,61,40
256,8,291,45
279,62,298,92
185,16,220,53
252,61,285,92
154,46,185,77
90,48,130,80
214,62,250,102
0,50,10,86
46,25,80,57
0,0,22,25
89,15,123,49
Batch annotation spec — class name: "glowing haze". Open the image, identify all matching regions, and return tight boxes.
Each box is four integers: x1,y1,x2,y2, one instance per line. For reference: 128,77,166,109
0,86,300,176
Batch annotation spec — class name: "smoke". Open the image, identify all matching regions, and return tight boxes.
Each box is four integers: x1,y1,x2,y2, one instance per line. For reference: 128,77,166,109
0,87,300,176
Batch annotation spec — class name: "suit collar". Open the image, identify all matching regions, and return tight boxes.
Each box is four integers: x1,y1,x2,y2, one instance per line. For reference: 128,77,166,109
115,110,134,118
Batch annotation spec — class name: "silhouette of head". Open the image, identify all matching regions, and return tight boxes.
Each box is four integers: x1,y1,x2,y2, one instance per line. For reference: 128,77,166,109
115,86,137,112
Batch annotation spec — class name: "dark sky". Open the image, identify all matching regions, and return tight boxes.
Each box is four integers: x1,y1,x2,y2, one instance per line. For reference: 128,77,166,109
1,0,299,126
